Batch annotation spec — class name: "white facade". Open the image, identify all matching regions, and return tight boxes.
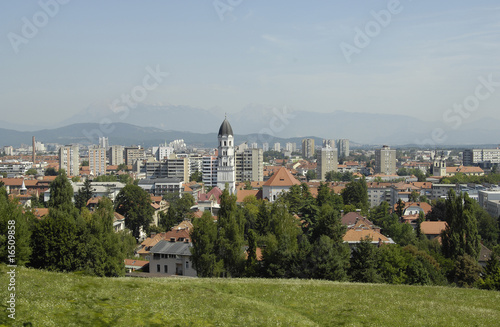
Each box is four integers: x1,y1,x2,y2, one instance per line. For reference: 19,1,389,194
217,119,236,194
109,145,124,166
149,241,196,277
202,156,218,187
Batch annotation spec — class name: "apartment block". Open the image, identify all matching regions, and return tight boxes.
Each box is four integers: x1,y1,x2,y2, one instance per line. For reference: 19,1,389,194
337,139,350,157
124,146,145,166
235,148,263,182
316,147,338,181
59,145,80,176
202,156,217,187
302,138,315,158
375,145,396,175
89,147,107,176
109,145,124,166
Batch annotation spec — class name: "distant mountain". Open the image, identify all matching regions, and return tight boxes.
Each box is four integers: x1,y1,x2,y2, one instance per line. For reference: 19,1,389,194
3,104,500,147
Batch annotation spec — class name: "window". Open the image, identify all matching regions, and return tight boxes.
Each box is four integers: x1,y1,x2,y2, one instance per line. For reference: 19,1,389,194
186,261,189,269
164,265,168,273
224,141,227,146
157,264,160,272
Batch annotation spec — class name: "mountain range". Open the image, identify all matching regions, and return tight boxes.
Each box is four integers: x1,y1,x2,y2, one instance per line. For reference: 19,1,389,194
1,104,499,148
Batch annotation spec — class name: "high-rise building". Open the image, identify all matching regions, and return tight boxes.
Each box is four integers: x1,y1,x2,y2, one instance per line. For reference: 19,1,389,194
316,147,338,181
3,146,13,156
322,139,336,149
217,118,236,194
463,148,500,167
375,145,396,175
89,147,107,176
285,142,297,153
124,146,145,166
109,145,124,166
235,148,263,182
152,145,174,161
99,137,109,150
145,157,189,182
59,145,79,176
250,142,258,149
262,143,269,152
337,139,350,157
273,142,281,152
202,156,218,187
302,138,315,158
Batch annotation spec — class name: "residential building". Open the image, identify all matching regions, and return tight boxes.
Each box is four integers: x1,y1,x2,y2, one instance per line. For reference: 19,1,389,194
109,145,124,166
138,178,183,197
273,142,281,152
0,162,32,177
367,182,392,207
302,138,315,158
124,146,145,166
189,155,203,174
446,166,484,177
217,118,236,194
431,184,458,200
144,157,189,182
99,137,109,150
149,240,196,277
3,146,13,156
250,142,258,149
375,145,396,175
152,145,174,161
285,142,297,153
262,167,301,202
262,143,269,152
337,139,350,157
235,148,263,182
316,147,338,181
202,155,218,187
59,145,79,176
463,148,500,167
322,139,336,149
88,147,107,176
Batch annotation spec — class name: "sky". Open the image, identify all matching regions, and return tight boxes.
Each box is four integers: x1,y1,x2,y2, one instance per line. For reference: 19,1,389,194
1,0,499,128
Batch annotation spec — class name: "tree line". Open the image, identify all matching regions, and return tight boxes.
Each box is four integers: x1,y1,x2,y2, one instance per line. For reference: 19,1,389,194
190,179,500,290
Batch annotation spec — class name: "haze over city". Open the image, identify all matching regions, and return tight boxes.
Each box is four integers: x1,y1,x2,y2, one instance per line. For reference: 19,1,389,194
1,0,500,138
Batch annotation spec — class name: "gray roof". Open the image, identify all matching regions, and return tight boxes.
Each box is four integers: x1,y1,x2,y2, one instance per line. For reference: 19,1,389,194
138,178,182,185
218,118,233,136
150,240,192,256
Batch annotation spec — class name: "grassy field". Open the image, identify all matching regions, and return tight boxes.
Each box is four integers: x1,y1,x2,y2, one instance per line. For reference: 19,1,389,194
1,265,500,326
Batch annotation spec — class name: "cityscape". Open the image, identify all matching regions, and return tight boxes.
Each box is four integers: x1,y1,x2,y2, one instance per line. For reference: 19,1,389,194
2,1,500,326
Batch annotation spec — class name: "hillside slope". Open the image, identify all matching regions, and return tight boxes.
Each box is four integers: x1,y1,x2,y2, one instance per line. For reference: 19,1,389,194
1,265,500,326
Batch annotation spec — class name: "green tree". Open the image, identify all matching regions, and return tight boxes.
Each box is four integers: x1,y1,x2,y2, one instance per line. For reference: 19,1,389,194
117,163,128,171
190,170,202,182
245,229,260,277
349,237,381,283
160,193,195,231
44,167,58,176
215,189,245,277
479,255,500,291
190,210,221,277
310,235,350,281
26,168,38,175
441,190,480,260
48,170,74,210
377,244,409,284
416,211,425,239
395,199,405,217
74,179,93,210
114,185,154,240
0,189,33,266
342,177,369,214
311,205,346,244
81,160,89,166
409,191,420,203
452,254,482,287
305,170,317,181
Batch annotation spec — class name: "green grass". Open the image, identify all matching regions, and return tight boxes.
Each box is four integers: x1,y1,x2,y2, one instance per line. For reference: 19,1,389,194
1,265,500,326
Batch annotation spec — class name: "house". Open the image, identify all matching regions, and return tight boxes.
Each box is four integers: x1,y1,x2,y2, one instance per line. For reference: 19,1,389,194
235,189,262,203
343,219,395,248
195,187,223,215
446,166,484,177
420,221,447,240
149,240,196,277
262,167,301,202
113,212,126,232
124,259,149,273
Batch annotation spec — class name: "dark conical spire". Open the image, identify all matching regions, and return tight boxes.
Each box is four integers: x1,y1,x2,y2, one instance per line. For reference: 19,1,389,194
218,118,233,136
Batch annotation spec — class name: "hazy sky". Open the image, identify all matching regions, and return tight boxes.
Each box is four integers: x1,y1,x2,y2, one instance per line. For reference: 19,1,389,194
1,0,499,127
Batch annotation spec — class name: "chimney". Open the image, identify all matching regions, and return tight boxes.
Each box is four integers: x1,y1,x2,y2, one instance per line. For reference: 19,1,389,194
32,136,36,166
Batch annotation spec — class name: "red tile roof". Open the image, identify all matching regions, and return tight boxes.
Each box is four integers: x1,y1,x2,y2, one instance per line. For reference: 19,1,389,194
263,167,301,187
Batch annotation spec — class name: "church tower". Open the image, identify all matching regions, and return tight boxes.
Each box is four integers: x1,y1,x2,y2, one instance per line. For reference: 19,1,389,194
432,152,447,177
217,117,236,194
